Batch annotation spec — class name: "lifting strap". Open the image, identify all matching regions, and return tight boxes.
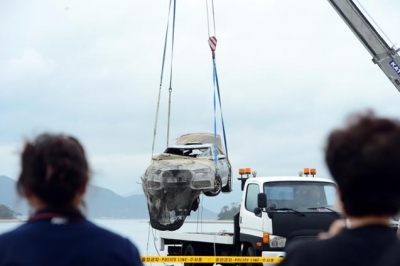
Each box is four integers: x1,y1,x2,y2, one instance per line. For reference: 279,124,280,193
211,55,229,161
206,0,229,167
151,0,176,160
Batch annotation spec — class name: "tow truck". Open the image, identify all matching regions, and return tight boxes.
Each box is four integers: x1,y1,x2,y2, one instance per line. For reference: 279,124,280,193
157,0,400,264
159,168,340,265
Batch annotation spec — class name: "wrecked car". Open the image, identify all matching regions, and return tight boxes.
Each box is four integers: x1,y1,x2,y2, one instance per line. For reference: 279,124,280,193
141,133,232,231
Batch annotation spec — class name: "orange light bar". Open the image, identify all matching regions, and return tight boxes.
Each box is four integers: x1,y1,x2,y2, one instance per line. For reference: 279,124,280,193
310,168,316,175
245,167,251,174
239,168,245,175
263,233,269,244
303,168,310,175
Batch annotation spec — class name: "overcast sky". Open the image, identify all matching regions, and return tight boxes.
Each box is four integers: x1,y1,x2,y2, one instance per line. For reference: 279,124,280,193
1,0,400,202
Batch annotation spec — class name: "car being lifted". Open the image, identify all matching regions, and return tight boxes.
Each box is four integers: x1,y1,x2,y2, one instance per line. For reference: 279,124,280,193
141,133,232,231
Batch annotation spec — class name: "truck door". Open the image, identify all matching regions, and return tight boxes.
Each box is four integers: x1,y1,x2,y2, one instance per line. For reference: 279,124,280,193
240,183,265,245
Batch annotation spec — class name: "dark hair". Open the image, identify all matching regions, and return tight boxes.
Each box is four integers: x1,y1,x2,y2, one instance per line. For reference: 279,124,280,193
325,110,400,217
17,133,89,208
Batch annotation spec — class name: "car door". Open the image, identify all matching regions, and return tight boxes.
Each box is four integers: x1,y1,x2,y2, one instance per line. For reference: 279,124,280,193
240,183,265,243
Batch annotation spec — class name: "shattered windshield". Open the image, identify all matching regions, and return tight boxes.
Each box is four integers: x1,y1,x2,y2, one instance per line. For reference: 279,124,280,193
164,146,212,158
263,181,337,212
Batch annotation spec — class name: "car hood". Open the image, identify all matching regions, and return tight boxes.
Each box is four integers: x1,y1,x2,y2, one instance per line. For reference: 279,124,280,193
145,153,216,174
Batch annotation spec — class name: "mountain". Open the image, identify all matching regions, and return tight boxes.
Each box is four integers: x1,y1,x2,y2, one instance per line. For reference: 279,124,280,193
0,176,28,216
0,175,217,220
0,204,20,219
121,182,244,214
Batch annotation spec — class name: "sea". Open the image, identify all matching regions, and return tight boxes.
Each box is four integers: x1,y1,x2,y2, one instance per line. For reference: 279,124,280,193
0,219,234,264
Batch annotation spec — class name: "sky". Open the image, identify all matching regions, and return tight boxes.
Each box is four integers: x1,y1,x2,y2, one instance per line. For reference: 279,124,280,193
1,0,400,210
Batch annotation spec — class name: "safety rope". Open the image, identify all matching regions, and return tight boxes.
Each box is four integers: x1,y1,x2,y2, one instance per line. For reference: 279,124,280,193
151,0,176,159
147,0,177,248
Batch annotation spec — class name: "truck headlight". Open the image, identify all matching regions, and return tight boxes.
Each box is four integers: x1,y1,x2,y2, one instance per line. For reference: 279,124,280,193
269,235,286,248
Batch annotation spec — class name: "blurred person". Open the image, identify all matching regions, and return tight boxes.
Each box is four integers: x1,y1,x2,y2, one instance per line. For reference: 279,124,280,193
281,111,400,266
0,133,143,266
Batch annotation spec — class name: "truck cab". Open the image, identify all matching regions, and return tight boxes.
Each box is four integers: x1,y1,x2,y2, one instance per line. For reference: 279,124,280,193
239,170,340,261
158,169,341,266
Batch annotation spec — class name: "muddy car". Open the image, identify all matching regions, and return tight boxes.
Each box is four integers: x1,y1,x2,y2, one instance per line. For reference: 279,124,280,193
141,133,232,231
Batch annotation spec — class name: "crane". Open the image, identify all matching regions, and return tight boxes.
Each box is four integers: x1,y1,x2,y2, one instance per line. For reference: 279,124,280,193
328,0,400,93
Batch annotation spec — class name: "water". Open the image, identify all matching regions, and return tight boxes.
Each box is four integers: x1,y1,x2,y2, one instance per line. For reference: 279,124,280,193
0,219,234,262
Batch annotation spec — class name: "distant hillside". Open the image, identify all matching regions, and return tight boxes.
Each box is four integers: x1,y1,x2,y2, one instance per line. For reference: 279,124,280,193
0,204,20,219
0,175,217,220
125,181,244,214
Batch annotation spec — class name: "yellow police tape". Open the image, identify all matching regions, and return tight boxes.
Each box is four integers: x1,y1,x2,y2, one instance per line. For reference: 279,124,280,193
141,256,283,264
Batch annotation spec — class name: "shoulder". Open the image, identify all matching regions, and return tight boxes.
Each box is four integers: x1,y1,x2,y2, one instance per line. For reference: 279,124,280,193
83,221,142,265
281,235,345,266
281,239,324,266
0,220,143,266
373,238,400,266
281,226,398,266
0,222,31,241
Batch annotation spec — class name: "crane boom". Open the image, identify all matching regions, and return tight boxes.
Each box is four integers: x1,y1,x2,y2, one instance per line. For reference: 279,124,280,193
328,0,400,92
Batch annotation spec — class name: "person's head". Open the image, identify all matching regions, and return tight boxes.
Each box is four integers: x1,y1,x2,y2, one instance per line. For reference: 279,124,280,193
17,133,89,210
325,110,400,218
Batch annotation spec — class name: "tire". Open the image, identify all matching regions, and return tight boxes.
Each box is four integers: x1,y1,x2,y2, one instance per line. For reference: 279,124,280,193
183,243,213,266
222,174,232,193
203,175,222,197
243,245,262,266
183,244,200,266
189,197,200,214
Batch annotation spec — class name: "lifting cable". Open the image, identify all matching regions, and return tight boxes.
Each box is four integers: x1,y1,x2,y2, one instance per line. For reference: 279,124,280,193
151,0,177,160
354,0,394,47
147,1,177,257
206,0,229,165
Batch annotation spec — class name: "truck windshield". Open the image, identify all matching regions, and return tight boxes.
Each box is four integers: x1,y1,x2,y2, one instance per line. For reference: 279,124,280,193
263,181,337,212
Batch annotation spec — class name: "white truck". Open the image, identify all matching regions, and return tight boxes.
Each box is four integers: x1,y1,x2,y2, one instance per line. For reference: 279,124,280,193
159,168,341,265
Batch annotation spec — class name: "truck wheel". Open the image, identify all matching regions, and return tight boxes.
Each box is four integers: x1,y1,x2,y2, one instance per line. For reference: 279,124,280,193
203,175,222,197
183,244,199,266
244,246,262,266
183,243,213,266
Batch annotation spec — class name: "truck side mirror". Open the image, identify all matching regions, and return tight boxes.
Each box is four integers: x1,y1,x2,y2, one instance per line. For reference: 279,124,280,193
240,179,245,191
254,207,262,217
257,193,267,208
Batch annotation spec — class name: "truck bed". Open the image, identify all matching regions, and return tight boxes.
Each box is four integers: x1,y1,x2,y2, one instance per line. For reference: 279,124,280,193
159,230,235,251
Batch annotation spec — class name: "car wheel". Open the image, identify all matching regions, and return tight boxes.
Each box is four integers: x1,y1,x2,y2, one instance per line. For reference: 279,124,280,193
203,175,222,197
190,196,200,213
222,174,232,193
